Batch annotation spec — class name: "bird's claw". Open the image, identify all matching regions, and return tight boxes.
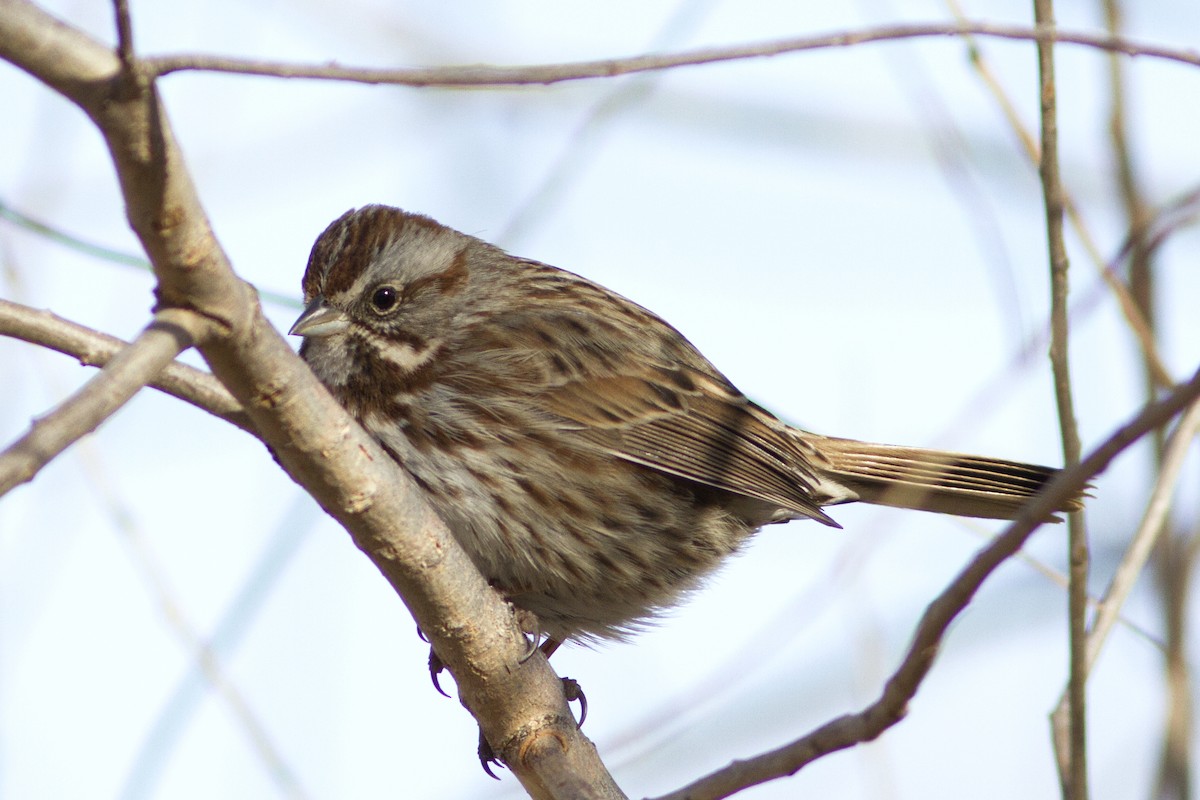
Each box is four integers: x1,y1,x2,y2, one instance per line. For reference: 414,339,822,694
479,733,505,779
428,647,451,698
561,676,587,727
520,630,543,663
474,676,587,777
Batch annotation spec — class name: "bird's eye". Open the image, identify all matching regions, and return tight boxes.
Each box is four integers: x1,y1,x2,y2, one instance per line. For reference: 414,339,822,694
370,285,399,313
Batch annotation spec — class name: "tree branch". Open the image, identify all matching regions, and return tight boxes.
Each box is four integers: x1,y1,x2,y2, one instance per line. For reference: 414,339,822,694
141,22,1200,86
655,364,1200,800
1088,398,1200,672
0,1,623,795
112,0,133,67
0,299,254,433
0,307,203,495
1048,399,1200,800
1032,2,1089,797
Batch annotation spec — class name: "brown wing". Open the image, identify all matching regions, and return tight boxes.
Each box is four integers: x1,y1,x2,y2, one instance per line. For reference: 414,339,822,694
459,282,843,526
535,363,841,527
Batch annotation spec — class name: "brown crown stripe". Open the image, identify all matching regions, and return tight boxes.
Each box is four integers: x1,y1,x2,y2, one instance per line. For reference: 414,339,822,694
316,206,447,297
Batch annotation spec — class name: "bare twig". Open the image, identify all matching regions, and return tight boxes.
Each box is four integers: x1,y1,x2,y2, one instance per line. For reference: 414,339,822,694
142,22,1200,85
0,299,254,433
654,366,1200,800
1032,2,1089,797
113,0,133,67
0,308,203,496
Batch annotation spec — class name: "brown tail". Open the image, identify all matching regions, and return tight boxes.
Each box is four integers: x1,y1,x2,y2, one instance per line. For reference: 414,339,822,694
811,436,1082,520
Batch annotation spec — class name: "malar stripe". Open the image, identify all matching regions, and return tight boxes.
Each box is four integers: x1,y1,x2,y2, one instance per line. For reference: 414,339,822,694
373,336,442,372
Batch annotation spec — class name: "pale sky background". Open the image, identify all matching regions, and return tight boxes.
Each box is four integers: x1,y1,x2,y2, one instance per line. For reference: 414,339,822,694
2,1,1200,798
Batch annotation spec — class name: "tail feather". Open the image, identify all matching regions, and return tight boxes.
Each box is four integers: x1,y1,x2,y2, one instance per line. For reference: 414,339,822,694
813,437,1081,521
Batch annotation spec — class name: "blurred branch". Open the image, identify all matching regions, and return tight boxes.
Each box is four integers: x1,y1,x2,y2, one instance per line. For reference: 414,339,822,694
0,198,301,308
0,307,203,496
1156,529,1198,800
1050,400,1200,799
1122,185,1200,269
944,0,1173,389
1,197,147,266
0,1,622,795
0,299,301,793
655,364,1200,800
497,0,718,247
1103,0,1158,415
112,0,133,67
1032,2,1089,797
76,436,310,800
1102,0,1194,794
119,493,319,798
1089,399,1199,672
866,1,1026,342
143,21,1200,84
0,299,255,433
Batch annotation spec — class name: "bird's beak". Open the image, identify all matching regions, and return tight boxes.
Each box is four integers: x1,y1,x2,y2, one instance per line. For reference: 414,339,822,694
289,296,350,338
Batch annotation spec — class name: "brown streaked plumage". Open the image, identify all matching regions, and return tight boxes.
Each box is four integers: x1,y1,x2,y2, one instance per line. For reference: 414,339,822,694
291,205,1083,644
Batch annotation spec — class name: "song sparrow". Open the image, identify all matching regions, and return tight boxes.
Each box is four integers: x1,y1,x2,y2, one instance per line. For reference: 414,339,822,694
290,205,1080,647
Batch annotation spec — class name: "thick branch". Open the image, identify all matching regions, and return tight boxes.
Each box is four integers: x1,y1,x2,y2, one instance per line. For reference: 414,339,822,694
0,299,254,433
656,364,1200,800
0,308,202,495
0,1,622,794
142,22,1200,85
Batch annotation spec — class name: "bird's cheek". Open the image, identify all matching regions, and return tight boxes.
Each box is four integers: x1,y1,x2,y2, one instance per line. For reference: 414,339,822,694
299,336,357,387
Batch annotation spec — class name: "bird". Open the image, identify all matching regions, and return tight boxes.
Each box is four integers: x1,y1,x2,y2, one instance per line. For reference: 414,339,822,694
290,204,1081,652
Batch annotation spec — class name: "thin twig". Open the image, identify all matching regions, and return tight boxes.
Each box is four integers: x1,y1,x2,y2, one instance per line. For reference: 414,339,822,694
654,366,1200,800
142,22,1200,84
113,0,133,67
0,198,301,308
1049,396,1199,799
1032,2,1089,797
0,299,254,433
0,308,203,496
